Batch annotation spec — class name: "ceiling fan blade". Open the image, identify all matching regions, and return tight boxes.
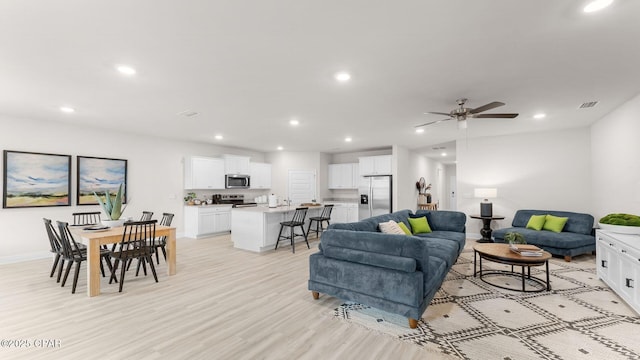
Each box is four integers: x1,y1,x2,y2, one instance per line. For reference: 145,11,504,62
414,118,453,128
424,111,452,116
473,113,519,119
469,101,505,114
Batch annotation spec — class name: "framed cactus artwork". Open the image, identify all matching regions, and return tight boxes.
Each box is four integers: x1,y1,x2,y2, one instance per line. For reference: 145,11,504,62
3,150,72,208
77,156,127,205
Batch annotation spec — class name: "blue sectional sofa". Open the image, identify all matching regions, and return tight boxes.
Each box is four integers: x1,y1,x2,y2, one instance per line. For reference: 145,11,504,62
492,209,595,262
308,209,466,328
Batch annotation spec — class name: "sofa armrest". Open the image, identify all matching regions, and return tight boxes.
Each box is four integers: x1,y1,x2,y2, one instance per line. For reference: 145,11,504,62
323,245,417,272
320,229,429,272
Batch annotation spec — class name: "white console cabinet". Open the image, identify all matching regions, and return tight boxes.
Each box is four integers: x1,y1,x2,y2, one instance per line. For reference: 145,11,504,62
596,230,640,315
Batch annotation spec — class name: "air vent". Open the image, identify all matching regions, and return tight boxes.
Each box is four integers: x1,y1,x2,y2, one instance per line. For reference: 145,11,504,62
432,146,446,150
178,110,200,117
579,101,598,109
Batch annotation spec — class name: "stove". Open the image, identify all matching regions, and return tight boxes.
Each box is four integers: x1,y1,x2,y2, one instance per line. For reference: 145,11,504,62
217,194,257,207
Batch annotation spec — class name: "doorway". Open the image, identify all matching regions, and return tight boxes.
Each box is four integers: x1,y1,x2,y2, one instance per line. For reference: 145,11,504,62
288,170,316,205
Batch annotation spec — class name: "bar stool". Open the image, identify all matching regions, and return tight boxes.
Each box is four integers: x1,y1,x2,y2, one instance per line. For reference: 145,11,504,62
307,204,333,238
275,207,309,253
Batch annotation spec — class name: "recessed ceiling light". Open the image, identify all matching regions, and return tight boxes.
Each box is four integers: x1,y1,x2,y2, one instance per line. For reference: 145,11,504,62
277,146,284,151
116,65,136,75
289,119,299,126
441,152,447,157
214,135,223,140
533,113,546,119
345,137,352,142
60,106,75,113
415,128,425,134
584,0,613,13
335,72,351,82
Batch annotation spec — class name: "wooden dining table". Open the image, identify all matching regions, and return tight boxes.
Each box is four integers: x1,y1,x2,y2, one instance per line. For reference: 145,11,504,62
72,225,177,297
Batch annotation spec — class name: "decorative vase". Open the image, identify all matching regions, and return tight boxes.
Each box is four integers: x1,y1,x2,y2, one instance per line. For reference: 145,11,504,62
426,193,432,203
102,219,126,228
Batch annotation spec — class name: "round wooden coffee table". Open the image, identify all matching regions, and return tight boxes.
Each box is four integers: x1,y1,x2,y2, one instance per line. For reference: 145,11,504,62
473,243,552,292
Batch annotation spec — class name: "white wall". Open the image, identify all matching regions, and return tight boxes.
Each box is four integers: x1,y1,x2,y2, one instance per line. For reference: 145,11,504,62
456,127,592,237
0,116,265,263
591,93,640,220
265,151,321,203
444,164,457,210
394,147,445,212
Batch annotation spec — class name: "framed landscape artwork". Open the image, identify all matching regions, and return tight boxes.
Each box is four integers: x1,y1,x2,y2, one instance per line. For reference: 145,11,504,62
77,156,127,205
3,150,72,208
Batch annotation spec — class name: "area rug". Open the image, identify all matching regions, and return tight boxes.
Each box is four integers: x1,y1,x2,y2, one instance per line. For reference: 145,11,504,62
333,249,640,359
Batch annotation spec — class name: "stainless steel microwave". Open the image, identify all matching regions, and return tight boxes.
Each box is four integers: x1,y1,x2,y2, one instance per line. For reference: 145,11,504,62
225,174,250,189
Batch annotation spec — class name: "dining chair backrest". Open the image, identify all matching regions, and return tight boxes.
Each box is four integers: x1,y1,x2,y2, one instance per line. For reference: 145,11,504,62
117,220,157,255
159,213,174,227
56,221,85,259
291,207,308,224
140,211,154,221
43,218,62,253
72,211,101,226
320,204,334,219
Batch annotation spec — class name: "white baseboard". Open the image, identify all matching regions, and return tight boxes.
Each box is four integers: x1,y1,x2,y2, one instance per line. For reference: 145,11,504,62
0,251,51,265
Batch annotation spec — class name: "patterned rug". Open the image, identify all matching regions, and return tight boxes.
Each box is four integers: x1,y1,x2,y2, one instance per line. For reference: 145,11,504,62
333,248,640,359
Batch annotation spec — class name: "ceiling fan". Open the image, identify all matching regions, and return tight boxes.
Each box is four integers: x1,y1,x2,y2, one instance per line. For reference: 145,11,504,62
416,98,519,130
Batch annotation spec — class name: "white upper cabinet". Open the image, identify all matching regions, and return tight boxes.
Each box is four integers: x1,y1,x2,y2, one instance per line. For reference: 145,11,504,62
184,156,225,189
223,154,250,175
328,163,358,189
250,162,272,189
359,155,392,176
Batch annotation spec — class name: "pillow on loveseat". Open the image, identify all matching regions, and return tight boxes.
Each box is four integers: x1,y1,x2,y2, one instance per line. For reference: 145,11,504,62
543,214,569,233
408,216,432,234
379,220,405,235
526,214,546,231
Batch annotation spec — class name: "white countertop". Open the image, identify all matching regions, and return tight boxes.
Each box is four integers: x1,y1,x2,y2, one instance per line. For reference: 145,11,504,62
232,205,323,214
184,204,233,208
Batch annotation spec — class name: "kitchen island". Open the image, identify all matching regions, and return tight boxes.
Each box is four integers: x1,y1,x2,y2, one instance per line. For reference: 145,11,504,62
231,205,323,252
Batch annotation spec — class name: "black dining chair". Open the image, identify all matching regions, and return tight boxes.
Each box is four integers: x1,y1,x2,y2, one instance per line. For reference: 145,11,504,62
72,211,101,226
307,204,333,239
152,212,174,265
140,211,154,221
44,218,69,282
56,221,112,294
109,220,158,292
275,207,309,254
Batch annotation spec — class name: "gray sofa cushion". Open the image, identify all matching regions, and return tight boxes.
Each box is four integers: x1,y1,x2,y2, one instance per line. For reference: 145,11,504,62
323,245,417,273
414,210,467,233
493,228,594,249
329,209,413,232
414,231,466,254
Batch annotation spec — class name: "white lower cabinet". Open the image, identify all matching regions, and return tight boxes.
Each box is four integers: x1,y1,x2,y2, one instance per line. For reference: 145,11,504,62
325,202,358,224
596,230,640,314
184,205,233,238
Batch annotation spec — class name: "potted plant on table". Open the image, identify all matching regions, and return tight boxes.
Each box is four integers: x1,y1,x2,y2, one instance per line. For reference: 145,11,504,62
94,183,127,227
504,232,526,245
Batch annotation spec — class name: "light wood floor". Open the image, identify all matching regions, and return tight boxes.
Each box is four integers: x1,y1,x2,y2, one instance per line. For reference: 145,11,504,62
0,234,455,360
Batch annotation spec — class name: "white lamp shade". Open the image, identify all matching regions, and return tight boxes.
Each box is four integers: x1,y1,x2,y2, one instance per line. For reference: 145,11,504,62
474,188,497,199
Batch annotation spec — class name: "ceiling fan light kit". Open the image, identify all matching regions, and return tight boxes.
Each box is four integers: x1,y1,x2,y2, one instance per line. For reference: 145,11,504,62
416,98,519,130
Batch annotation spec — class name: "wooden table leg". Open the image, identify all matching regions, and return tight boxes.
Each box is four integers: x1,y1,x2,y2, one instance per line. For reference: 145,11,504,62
87,239,101,297
167,228,176,275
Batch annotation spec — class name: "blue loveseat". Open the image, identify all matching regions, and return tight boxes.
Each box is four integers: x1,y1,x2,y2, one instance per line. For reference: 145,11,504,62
308,209,466,328
492,209,595,261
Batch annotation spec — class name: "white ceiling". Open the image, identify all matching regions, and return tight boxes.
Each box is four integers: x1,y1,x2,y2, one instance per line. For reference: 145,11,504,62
1,1,639,162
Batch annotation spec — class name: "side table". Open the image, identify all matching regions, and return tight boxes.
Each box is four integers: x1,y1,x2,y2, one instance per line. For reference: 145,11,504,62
470,214,505,243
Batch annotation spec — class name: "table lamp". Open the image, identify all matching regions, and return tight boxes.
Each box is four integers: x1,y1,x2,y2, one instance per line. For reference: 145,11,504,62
474,188,497,217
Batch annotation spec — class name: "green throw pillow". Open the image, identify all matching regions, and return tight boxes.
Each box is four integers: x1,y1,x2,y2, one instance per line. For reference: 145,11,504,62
543,214,569,233
397,222,412,235
526,215,546,231
408,216,432,234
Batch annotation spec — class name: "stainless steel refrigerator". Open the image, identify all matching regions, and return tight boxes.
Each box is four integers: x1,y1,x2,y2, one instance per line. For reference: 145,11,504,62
358,175,392,220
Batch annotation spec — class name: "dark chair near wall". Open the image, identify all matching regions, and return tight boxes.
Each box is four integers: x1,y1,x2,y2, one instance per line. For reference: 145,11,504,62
140,211,154,221
109,220,158,293
152,213,174,264
72,211,101,226
275,207,309,254
306,204,333,238
44,218,68,282
56,221,112,294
